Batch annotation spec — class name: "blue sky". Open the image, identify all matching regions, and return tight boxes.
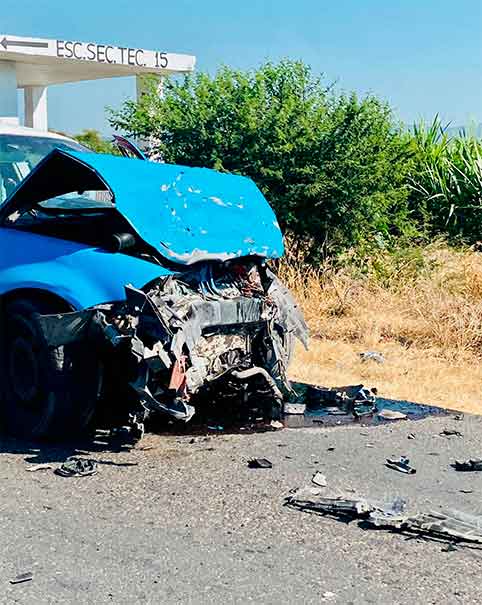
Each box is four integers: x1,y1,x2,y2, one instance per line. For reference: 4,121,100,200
2,0,482,135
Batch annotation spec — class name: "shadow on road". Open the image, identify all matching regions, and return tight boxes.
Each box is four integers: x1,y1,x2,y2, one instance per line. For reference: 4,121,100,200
0,429,137,465
0,382,455,465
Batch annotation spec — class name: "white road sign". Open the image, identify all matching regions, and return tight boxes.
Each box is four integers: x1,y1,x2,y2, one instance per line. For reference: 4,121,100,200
0,34,196,81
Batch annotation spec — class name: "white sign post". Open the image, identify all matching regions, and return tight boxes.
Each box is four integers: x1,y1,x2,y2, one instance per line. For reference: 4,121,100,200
0,34,196,129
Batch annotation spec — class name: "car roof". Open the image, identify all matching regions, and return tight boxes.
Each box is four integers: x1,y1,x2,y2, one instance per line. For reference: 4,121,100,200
0,124,74,142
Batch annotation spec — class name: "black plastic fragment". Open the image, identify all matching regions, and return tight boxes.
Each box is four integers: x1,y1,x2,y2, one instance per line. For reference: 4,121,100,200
452,459,482,472
386,456,416,474
248,458,273,469
10,572,33,585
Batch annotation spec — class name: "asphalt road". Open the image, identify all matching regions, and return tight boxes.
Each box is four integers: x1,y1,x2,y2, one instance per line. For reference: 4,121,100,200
1,412,482,604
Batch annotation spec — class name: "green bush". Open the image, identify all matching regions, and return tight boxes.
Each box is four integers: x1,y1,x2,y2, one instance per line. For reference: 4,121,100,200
73,129,118,155
108,61,414,262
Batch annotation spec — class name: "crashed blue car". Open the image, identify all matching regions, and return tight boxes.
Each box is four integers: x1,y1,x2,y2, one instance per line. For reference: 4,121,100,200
0,132,307,439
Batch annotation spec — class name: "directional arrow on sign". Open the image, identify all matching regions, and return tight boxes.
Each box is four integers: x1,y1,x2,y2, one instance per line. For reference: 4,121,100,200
1,37,49,51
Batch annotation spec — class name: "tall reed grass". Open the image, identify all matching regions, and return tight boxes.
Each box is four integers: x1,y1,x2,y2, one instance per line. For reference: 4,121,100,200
410,118,482,242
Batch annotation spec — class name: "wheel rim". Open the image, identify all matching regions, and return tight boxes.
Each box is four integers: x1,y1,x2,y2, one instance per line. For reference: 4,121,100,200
8,335,41,406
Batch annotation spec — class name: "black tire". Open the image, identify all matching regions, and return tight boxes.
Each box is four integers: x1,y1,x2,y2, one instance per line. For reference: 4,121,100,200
0,298,102,440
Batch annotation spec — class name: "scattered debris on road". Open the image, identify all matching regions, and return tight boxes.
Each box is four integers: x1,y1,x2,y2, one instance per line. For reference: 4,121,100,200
378,409,407,421
270,420,284,430
407,433,416,440
321,591,336,601
300,383,377,417
440,429,463,438
26,463,53,472
10,572,33,585
286,492,482,546
248,458,272,469
386,456,416,474
55,457,98,478
312,472,327,487
283,402,306,415
452,459,482,472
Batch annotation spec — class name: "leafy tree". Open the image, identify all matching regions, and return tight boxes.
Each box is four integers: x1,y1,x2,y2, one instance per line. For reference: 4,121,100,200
73,129,117,154
108,62,414,261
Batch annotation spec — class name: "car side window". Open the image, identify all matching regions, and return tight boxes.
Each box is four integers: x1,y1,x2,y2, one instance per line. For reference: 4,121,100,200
0,134,88,206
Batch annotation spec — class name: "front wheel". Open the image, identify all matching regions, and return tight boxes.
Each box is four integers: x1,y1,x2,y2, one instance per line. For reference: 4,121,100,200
1,298,102,440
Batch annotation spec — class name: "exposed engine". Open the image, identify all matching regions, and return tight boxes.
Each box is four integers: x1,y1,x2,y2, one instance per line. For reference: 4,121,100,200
37,259,308,436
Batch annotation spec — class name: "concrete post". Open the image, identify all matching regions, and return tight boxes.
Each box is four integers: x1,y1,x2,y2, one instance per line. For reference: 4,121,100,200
24,86,48,130
0,61,19,125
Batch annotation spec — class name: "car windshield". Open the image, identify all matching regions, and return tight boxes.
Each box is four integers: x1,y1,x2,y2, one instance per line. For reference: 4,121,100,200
0,134,112,209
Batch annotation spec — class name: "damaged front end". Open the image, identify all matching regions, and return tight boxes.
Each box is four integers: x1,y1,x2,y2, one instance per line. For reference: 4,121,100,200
38,259,308,433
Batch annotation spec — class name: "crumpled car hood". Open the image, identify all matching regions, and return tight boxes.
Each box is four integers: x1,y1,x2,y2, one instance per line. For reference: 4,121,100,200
0,149,284,265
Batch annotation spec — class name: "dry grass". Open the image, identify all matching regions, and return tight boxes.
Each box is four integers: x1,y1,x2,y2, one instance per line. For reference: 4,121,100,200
281,244,482,414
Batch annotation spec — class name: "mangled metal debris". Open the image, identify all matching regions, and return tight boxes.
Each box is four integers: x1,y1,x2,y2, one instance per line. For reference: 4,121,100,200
290,383,377,418
38,262,308,438
286,491,482,546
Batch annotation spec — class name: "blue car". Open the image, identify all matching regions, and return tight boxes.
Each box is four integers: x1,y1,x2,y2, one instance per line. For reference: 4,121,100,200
0,126,307,440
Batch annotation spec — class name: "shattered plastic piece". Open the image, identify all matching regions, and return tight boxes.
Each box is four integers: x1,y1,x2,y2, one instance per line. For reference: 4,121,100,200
26,463,53,472
407,433,416,440
289,486,323,498
248,458,272,469
360,351,385,364
440,429,463,438
55,457,98,477
270,420,284,430
322,592,336,600
10,572,33,585
378,409,407,421
386,456,416,474
312,472,327,487
452,459,482,472
283,403,306,415
287,492,482,545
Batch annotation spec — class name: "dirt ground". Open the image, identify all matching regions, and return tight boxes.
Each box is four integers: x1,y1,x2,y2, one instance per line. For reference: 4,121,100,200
291,340,482,415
